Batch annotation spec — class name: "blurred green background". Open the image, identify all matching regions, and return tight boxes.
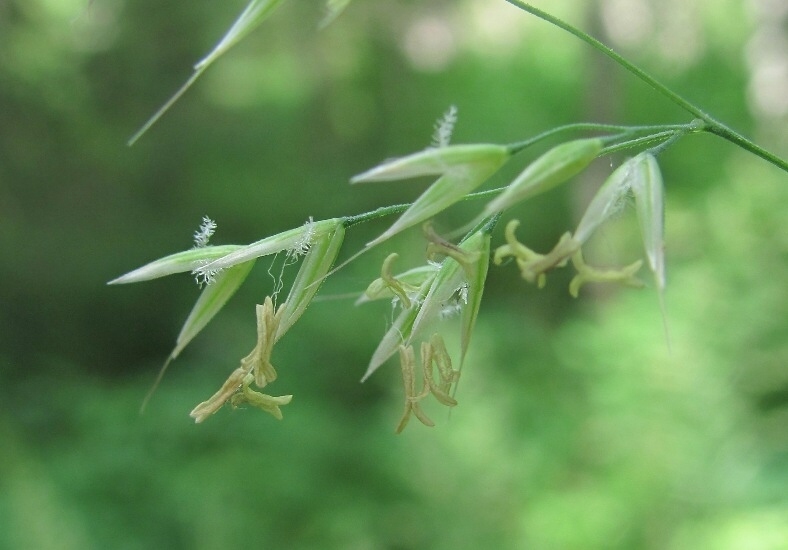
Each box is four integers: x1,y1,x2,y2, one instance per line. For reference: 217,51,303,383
1,0,787,548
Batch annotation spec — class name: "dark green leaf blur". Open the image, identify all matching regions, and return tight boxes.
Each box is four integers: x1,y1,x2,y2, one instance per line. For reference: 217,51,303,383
1,0,786,548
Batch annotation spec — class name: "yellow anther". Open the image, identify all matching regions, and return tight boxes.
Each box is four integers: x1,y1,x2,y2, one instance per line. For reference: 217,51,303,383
189,297,292,423
568,249,644,297
494,221,579,286
395,334,461,433
378,253,415,309
424,223,482,277
240,296,283,388
230,374,292,420
395,345,433,433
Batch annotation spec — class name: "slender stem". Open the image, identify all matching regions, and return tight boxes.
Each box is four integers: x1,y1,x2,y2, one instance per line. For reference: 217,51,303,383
704,122,788,171
507,123,688,154
343,203,411,228
647,127,692,156
504,0,788,173
504,0,707,116
342,187,515,230
601,131,676,156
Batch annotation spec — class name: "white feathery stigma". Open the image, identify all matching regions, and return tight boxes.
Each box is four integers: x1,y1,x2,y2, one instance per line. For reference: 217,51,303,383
431,105,458,149
193,261,221,288
290,216,315,259
191,216,220,286
193,216,217,248
439,284,468,320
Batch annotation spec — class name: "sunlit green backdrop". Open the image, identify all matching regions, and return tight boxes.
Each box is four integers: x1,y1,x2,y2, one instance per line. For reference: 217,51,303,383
1,0,787,548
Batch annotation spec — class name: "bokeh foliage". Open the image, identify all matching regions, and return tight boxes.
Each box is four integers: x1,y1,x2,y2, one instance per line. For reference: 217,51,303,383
1,0,786,548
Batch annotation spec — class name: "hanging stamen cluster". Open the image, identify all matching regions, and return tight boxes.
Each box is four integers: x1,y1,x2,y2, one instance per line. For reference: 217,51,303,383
395,334,460,434
492,152,665,299
190,297,293,423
